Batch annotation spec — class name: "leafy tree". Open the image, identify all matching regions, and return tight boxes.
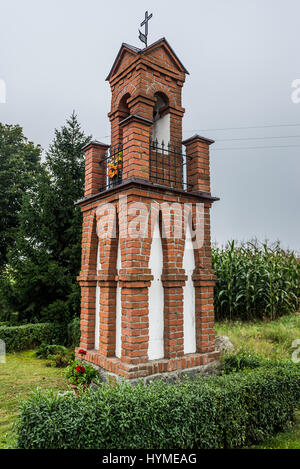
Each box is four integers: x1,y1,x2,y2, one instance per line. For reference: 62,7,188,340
8,113,91,323
0,123,41,269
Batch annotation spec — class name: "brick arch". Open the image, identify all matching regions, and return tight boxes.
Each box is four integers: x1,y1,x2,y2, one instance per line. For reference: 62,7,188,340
118,92,131,114
112,83,136,113
145,82,176,108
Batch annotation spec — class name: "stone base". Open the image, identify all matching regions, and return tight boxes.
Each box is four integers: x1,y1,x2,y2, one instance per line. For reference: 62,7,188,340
76,348,221,384
92,360,221,386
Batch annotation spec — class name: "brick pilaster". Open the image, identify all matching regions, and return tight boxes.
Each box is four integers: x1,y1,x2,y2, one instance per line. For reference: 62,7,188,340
161,270,186,358
119,114,153,181
83,141,109,196
95,204,119,356
159,202,187,358
182,135,214,193
118,272,153,364
192,203,216,353
77,211,98,350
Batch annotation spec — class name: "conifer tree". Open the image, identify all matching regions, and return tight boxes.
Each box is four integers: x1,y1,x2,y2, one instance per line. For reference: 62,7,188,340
9,113,91,322
0,123,41,269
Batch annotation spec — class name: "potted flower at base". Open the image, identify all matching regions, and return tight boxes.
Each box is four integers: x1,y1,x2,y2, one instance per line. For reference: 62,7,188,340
65,355,98,396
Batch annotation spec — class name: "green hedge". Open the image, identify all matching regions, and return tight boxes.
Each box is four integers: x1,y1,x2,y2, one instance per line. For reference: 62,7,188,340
0,323,66,352
17,361,300,449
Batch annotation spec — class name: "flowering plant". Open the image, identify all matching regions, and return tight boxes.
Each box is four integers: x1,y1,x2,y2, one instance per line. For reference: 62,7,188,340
65,359,97,386
107,151,123,179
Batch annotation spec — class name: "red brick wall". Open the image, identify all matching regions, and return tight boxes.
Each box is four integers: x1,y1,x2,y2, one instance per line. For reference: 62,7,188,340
76,39,219,379
77,184,219,375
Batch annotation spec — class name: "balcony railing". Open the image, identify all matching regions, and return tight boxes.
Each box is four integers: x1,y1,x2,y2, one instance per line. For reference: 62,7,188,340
149,138,191,190
99,139,191,192
99,144,123,192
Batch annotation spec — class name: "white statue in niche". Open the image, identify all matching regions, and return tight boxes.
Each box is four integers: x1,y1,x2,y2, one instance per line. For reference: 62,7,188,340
152,92,170,145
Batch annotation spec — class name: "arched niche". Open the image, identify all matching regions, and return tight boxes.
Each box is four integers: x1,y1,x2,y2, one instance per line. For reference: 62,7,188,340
152,92,170,145
118,93,130,143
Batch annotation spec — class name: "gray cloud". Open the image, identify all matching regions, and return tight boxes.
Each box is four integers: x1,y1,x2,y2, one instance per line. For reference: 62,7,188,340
0,0,299,250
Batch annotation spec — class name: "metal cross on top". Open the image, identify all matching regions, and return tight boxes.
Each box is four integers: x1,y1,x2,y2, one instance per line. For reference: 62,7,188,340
138,11,153,48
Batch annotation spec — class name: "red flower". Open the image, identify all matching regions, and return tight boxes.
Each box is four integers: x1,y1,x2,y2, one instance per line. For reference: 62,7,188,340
78,349,87,355
76,365,85,373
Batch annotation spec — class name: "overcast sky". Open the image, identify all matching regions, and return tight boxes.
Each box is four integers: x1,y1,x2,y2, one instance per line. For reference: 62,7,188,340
0,0,299,251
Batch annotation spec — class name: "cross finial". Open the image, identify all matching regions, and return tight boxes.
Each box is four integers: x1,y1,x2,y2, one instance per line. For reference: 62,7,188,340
138,11,153,48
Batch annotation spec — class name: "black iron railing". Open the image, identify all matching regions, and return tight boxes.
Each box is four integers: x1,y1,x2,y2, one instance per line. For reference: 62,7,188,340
99,144,123,191
99,139,190,192
149,138,191,190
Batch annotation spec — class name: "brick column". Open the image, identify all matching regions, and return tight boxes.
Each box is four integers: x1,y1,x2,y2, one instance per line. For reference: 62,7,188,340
77,210,98,350
109,109,130,148
119,114,153,181
160,202,187,358
182,135,214,193
118,273,152,364
96,204,118,357
127,94,155,121
97,277,117,357
192,203,216,353
161,269,186,358
78,280,97,350
117,198,153,365
83,141,109,196
169,106,185,147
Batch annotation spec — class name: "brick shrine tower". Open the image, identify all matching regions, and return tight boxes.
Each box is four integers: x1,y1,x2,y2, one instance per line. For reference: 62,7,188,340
76,37,220,381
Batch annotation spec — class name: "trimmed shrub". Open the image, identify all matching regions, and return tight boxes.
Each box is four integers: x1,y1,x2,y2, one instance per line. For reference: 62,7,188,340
221,351,267,373
17,362,300,449
0,323,65,352
35,343,67,359
213,240,300,321
35,343,73,368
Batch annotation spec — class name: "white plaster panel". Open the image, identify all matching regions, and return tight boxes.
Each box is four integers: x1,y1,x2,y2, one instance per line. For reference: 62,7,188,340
183,223,196,354
148,216,164,360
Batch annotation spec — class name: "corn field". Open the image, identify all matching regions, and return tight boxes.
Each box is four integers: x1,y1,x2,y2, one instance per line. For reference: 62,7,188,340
212,241,300,321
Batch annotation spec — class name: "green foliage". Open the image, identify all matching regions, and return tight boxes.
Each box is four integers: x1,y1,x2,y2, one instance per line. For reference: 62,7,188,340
0,323,66,352
49,352,73,369
17,360,300,449
213,240,300,321
221,351,272,373
36,343,66,359
7,113,91,323
0,124,41,318
36,343,73,368
67,317,80,347
0,123,41,270
65,360,98,385
216,314,300,360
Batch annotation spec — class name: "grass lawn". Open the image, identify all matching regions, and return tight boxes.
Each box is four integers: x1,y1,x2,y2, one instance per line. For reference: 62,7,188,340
251,411,300,449
0,350,68,449
215,312,300,360
0,313,299,449
216,313,300,449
